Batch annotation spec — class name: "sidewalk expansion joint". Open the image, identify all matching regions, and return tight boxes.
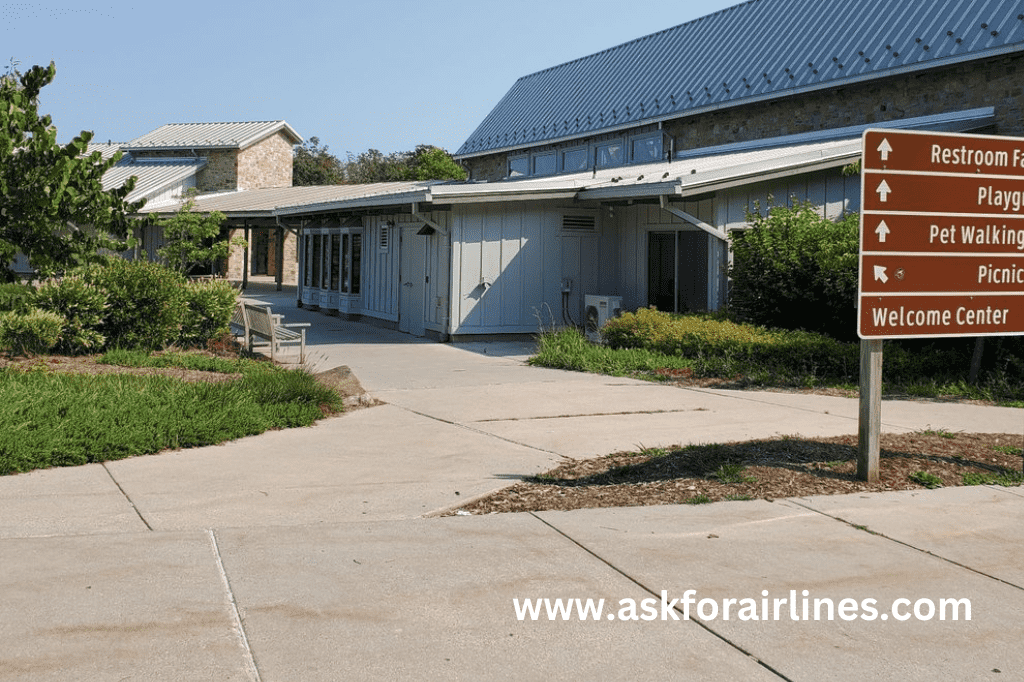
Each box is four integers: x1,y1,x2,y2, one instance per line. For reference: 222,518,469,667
472,408,707,423
208,529,263,682
101,463,152,532
393,405,567,458
528,512,795,682
787,498,1024,593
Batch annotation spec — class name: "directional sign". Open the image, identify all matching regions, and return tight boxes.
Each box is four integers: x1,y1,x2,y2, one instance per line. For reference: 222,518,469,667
859,129,1024,339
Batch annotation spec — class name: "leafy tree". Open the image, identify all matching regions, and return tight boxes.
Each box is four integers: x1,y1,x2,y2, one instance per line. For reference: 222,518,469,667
0,61,144,282
294,138,466,185
155,189,238,275
405,145,466,181
729,200,859,341
293,136,345,186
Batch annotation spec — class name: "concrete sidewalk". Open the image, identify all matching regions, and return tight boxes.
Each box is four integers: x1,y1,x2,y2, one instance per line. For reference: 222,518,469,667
1,284,1022,681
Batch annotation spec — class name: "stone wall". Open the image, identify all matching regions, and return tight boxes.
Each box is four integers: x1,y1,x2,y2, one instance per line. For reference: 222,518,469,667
238,132,294,190
462,55,1024,181
196,150,239,192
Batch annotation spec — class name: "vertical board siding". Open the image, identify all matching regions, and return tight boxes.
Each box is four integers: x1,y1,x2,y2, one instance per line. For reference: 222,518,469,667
362,215,400,322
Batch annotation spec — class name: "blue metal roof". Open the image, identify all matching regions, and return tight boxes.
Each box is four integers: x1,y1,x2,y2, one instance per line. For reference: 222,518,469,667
455,0,1024,158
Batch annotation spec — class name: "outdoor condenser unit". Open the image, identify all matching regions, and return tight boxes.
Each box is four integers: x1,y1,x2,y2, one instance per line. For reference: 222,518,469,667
584,295,623,343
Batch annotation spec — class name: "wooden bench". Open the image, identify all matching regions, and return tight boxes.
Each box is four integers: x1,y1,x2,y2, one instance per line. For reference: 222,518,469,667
230,300,310,363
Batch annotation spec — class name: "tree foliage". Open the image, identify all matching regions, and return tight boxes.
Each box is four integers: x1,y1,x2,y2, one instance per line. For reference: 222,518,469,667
293,136,345,186
0,62,145,281
293,139,466,186
155,189,236,275
729,200,859,341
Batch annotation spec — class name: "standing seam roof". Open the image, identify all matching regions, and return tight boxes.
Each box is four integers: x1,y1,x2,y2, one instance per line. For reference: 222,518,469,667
125,121,302,151
455,0,1024,158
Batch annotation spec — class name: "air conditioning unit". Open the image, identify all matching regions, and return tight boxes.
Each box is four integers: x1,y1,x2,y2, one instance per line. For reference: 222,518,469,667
584,295,623,342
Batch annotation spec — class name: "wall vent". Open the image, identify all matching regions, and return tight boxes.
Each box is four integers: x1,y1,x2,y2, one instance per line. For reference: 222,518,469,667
561,213,599,234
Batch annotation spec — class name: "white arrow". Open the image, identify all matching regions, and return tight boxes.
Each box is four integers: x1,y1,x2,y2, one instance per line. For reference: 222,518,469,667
875,220,891,243
874,265,889,283
876,179,892,203
877,138,893,161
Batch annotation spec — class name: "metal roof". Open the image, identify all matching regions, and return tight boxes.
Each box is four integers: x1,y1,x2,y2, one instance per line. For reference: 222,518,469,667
133,107,991,216
139,182,439,218
85,142,126,161
455,0,1024,158
101,157,206,204
125,121,302,151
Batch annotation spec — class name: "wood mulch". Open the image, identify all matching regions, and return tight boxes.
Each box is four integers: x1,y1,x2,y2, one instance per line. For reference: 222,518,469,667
449,431,1024,515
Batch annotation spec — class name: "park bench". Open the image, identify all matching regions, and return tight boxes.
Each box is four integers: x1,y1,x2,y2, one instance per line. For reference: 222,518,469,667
230,300,310,363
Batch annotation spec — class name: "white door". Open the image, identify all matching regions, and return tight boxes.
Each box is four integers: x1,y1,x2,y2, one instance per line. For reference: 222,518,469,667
398,227,426,337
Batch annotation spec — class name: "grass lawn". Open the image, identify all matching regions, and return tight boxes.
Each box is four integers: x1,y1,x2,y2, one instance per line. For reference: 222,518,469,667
0,349,341,475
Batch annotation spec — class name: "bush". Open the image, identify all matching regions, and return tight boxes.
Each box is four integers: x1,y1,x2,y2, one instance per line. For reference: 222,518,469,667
0,308,64,356
179,279,238,347
729,201,859,341
599,308,859,382
33,276,108,354
0,283,36,314
80,259,188,351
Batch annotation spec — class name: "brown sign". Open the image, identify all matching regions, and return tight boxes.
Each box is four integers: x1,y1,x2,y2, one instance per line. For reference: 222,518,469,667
862,214,1024,253
859,129,1024,339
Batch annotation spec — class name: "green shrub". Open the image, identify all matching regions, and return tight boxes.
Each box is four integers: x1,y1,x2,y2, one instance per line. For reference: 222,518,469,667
0,283,36,314
33,276,108,354
600,308,859,381
80,259,188,350
729,201,859,341
179,279,238,347
0,308,64,356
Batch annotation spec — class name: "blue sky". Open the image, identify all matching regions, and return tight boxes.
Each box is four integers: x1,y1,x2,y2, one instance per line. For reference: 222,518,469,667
3,0,740,155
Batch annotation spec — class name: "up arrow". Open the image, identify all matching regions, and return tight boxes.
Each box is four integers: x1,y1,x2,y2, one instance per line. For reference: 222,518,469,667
876,179,892,203
874,265,889,283
877,138,893,161
875,220,891,243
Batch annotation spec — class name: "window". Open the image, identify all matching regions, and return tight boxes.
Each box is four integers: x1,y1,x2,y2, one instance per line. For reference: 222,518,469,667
339,231,362,295
596,141,624,168
303,235,313,288
631,135,663,163
379,222,390,252
532,152,556,176
508,156,529,177
328,234,339,291
311,234,322,288
561,148,588,172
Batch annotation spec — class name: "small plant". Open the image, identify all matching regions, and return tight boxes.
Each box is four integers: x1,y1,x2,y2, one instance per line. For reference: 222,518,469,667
962,470,1024,487
713,463,756,484
992,445,1022,456
0,308,64,356
33,276,108,354
638,445,670,458
909,471,944,489
687,494,712,504
80,259,188,351
179,278,238,348
918,428,957,439
725,494,753,501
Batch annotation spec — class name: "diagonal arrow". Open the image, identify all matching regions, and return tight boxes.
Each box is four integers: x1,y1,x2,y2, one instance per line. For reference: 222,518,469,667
874,265,889,283
877,138,893,161
876,179,892,203
875,220,890,243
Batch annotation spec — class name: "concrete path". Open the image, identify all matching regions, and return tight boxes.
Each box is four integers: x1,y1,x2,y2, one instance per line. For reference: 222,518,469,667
2,281,1022,680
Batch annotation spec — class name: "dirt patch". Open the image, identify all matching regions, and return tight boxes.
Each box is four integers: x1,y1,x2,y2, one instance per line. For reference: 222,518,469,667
447,432,1024,515
0,354,241,383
